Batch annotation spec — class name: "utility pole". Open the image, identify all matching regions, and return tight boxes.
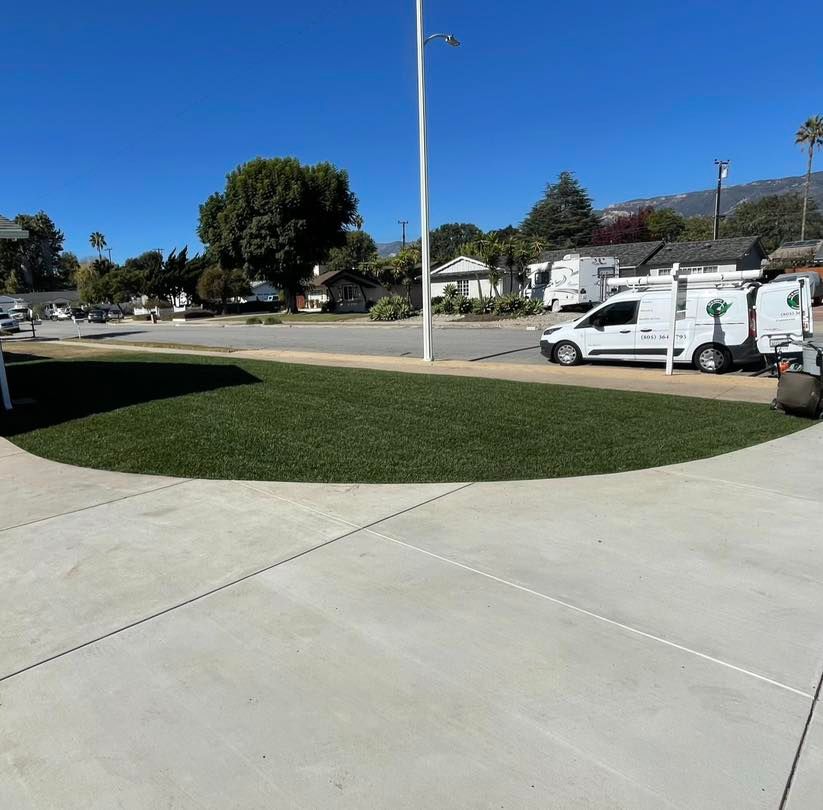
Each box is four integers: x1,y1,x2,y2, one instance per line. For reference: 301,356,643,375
398,220,409,249
106,248,113,263
713,160,730,240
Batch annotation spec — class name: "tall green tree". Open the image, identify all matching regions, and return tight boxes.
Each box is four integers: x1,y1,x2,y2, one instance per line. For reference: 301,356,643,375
196,265,252,314
500,234,544,289
0,212,65,290
795,115,823,240
89,231,107,259
324,230,378,275
198,157,359,311
520,172,601,248
678,216,714,242
722,193,823,252
647,208,686,242
429,222,484,265
142,247,204,307
57,251,81,286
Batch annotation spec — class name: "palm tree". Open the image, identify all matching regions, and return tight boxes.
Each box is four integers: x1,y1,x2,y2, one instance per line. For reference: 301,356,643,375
89,231,107,259
796,115,823,240
472,232,504,298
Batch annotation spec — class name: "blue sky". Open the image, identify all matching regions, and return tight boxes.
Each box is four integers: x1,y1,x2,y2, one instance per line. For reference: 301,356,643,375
2,0,821,261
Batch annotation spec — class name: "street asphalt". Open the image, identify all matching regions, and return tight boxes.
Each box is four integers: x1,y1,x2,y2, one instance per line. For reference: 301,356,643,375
24,319,548,364
1,428,821,808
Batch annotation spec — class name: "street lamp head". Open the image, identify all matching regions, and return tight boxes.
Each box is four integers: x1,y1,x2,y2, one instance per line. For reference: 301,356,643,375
445,34,460,47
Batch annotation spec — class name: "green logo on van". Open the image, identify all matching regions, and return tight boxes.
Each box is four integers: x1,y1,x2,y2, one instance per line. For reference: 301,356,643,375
787,290,800,310
706,298,732,317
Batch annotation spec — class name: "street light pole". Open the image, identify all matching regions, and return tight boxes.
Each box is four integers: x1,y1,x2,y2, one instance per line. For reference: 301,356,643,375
398,219,409,248
713,159,730,241
416,2,459,361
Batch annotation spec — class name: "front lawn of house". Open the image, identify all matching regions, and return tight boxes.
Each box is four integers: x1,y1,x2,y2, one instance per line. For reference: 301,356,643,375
1,346,807,483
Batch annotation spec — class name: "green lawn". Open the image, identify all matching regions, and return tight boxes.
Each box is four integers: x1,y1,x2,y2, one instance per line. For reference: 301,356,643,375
1,348,807,483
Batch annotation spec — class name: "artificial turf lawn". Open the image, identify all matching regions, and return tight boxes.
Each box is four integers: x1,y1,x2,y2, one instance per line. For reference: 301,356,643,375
2,348,808,483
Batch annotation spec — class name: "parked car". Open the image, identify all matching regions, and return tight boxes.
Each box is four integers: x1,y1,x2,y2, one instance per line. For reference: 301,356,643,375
70,308,85,320
54,309,73,320
540,275,811,373
0,314,20,334
106,308,124,321
9,306,30,321
772,271,822,306
87,309,107,323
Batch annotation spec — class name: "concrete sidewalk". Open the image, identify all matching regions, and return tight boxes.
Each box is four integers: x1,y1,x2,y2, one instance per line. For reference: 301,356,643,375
1,429,821,808
60,338,780,403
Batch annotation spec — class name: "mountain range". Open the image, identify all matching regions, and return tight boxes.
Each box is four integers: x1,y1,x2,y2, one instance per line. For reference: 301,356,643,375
375,171,823,252
602,170,823,220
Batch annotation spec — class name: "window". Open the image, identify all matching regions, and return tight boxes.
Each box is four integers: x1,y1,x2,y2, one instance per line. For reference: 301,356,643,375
455,279,470,296
341,284,359,302
579,300,638,328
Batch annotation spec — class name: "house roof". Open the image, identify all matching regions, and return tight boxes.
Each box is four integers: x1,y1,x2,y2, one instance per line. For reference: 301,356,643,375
0,214,28,240
432,256,506,276
537,241,665,268
308,269,383,289
768,239,823,262
18,289,80,306
645,236,765,268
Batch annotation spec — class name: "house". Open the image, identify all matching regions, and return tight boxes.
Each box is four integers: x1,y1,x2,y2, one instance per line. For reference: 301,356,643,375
430,256,517,299
301,268,390,313
16,289,80,316
0,295,24,315
641,236,767,277
247,280,281,304
537,242,665,278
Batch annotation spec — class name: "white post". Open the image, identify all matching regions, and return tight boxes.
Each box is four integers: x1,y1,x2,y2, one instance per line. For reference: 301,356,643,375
665,263,681,376
0,344,12,411
416,0,433,361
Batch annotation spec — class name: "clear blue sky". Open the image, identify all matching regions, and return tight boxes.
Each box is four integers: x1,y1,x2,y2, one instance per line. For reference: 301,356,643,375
2,0,821,261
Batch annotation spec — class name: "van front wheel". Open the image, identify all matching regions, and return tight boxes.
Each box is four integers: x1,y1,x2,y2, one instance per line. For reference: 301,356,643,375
554,341,582,366
550,300,562,313
694,344,732,374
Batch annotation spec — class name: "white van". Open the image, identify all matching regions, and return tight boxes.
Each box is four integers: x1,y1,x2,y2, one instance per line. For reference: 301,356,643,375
523,255,617,312
539,277,811,373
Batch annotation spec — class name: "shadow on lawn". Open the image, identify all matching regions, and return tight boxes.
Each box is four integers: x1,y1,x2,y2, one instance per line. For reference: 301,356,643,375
1,356,259,436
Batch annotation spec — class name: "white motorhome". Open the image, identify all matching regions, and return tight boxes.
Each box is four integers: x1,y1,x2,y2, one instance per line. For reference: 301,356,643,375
539,272,812,373
523,255,617,312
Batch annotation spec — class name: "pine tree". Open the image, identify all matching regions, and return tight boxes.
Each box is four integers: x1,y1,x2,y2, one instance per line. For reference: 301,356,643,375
520,172,601,248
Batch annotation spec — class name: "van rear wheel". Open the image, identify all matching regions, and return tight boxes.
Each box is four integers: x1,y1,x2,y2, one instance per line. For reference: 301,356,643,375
694,344,732,374
554,341,582,366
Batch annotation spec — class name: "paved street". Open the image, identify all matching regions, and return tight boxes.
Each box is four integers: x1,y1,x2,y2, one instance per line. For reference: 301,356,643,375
24,319,548,364
1,429,821,808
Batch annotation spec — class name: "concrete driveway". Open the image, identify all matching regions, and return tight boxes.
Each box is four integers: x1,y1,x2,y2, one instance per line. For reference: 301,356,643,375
1,430,821,808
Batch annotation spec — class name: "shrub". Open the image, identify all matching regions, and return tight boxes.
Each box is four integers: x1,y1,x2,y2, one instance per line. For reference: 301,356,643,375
246,316,263,324
522,298,545,316
491,294,523,315
321,298,337,313
471,297,493,314
263,316,281,325
488,294,546,317
442,283,457,299
369,295,414,321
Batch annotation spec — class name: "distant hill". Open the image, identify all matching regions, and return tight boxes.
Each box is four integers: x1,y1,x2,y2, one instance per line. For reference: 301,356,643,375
603,171,823,220
377,240,404,257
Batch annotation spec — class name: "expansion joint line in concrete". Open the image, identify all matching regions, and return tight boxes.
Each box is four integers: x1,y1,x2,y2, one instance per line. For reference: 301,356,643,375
779,665,823,809
0,482,473,685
